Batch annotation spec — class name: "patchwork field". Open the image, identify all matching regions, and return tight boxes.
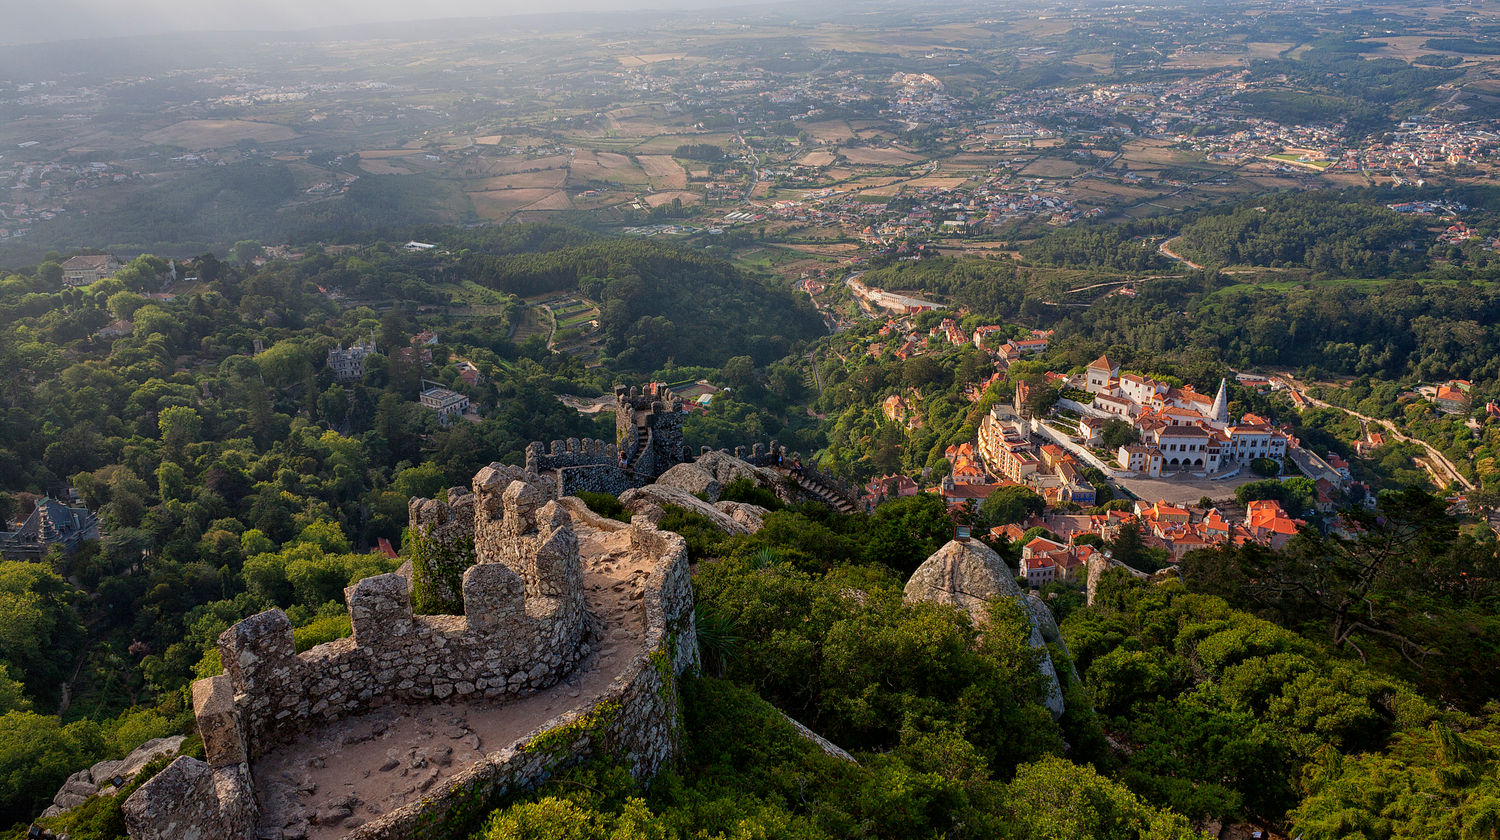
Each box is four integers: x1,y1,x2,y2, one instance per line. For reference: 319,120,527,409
904,176,972,189
470,189,572,219
569,151,650,184
466,171,569,190
642,190,701,208
638,155,689,189
802,121,859,143
842,146,923,166
1021,158,1089,178
359,158,415,175
616,53,688,67
490,154,571,175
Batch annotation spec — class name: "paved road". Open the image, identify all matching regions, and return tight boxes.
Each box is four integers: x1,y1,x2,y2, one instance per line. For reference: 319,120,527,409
1157,236,1203,270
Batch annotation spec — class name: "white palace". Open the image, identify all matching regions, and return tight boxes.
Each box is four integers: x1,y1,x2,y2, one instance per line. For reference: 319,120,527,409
1083,355,1288,478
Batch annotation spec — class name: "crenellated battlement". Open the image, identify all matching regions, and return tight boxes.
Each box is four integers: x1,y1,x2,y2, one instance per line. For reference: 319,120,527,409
524,438,619,472
517,384,693,499
199,476,593,769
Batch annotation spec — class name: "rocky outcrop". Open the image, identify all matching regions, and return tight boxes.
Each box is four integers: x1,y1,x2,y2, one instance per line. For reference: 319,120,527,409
619,483,754,535
42,736,187,817
903,539,1066,719
692,450,779,489
714,501,770,533
1026,592,1082,688
903,538,1024,623
655,462,723,501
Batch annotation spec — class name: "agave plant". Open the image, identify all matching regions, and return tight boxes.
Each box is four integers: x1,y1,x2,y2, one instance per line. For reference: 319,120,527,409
693,602,740,677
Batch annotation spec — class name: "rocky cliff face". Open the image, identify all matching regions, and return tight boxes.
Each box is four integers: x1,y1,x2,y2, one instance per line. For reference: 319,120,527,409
903,539,1067,719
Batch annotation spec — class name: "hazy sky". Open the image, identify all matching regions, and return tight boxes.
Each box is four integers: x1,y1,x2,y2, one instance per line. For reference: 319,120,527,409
0,0,750,45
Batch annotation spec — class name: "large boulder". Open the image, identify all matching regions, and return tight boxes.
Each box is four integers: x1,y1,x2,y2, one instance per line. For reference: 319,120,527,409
902,538,1023,625
903,539,1066,719
99,735,188,783
714,501,769,533
45,734,188,818
619,484,751,535
655,463,723,501
693,450,779,488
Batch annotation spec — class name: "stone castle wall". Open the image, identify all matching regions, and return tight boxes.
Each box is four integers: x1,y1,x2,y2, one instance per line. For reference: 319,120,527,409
123,465,618,840
614,384,687,480
217,466,591,757
407,487,478,610
341,521,697,840
123,464,699,840
522,383,693,498
524,439,638,498
525,438,619,473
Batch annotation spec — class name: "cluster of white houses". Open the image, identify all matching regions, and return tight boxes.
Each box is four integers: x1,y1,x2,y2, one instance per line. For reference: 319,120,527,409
1081,355,1289,477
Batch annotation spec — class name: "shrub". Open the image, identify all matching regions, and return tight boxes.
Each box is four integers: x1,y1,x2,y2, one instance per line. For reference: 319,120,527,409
718,477,783,510
576,491,630,522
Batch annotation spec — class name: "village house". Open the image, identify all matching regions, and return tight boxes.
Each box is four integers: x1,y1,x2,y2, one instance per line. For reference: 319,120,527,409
419,382,470,420
60,254,120,287
933,477,1011,512
1018,536,1096,588
454,360,484,387
945,442,990,485
1434,384,1472,414
1354,427,1387,456
883,393,922,428
930,318,967,346
1245,499,1303,550
973,325,1007,350
863,474,920,509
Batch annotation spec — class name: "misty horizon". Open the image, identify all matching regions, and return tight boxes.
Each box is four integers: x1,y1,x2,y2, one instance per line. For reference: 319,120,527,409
0,0,770,46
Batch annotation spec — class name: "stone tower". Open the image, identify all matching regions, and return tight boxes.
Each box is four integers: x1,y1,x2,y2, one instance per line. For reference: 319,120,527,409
614,383,689,480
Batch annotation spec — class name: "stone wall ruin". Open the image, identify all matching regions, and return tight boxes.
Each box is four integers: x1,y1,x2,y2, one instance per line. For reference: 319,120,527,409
123,464,698,840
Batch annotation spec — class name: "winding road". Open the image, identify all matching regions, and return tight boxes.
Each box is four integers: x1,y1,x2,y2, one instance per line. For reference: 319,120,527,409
1156,236,1203,270
1276,374,1474,492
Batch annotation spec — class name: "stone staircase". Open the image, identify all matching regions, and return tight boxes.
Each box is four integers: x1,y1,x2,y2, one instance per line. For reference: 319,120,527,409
790,469,859,514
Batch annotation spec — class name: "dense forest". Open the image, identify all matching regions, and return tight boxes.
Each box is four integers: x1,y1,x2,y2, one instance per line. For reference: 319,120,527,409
451,486,1500,840
455,236,826,369
1174,193,1430,275
0,228,829,832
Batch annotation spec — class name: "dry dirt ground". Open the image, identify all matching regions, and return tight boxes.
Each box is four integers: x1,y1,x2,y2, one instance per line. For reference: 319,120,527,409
252,522,650,840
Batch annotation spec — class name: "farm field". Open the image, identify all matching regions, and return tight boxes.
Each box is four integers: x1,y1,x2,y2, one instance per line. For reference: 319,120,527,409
141,120,298,148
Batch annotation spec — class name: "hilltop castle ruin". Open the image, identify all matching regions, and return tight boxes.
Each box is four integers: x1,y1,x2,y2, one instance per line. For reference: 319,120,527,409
524,383,690,497
117,382,864,840
122,462,697,840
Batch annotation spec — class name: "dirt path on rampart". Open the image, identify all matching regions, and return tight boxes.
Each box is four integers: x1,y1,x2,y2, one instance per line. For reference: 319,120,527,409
253,522,651,840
